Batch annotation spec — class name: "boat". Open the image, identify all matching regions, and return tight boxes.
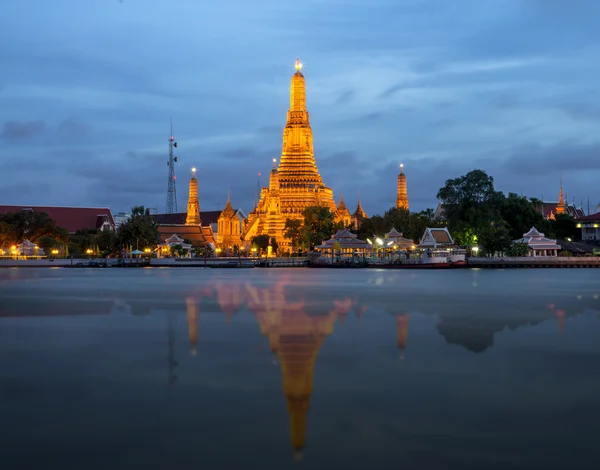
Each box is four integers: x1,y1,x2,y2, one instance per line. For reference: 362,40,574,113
366,248,468,269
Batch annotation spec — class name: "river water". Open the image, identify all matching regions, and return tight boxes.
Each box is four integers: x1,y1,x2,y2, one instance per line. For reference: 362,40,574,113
1,267,599,470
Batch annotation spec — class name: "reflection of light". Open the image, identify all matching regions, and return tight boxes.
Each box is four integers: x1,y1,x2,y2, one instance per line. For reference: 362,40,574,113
594,294,599,300
577,295,582,300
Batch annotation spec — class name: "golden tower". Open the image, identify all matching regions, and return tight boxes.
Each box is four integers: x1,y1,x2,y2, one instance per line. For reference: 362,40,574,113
185,167,201,225
243,59,339,249
352,191,369,230
335,194,352,228
217,190,242,250
555,172,566,215
396,164,409,211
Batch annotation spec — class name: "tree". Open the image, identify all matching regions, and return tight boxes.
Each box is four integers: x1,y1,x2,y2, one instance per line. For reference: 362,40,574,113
551,214,579,241
302,206,340,250
118,206,159,251
501,193,547,240
0,210,63,246
478,221,512,257
284,218,303,251
437,170,503,230
270,237,279,254
505,243,529,257
251,234,271,253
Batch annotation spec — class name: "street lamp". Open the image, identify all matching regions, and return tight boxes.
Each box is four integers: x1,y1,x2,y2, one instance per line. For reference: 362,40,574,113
472,246,479,256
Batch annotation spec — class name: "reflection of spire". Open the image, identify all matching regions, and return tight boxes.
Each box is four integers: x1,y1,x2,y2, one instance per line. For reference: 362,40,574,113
395,314,410,359
215,281,244,324
556,309,565,334
167,311,178,386
186,297,199,356
247,280,336,459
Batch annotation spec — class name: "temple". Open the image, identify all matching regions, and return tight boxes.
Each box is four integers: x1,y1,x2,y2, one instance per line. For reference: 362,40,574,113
216,191,245,252
242,59,343,249
533,174,585,220
396,164,409,210
156,168,215,251
351,192,369,230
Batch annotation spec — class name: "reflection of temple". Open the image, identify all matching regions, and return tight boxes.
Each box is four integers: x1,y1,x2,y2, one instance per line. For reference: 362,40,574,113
246,281,337,459
186,297,199,356
395,313,410,359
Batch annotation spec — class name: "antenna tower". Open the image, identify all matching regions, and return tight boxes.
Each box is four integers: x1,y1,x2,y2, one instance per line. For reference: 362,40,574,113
166,120,178,213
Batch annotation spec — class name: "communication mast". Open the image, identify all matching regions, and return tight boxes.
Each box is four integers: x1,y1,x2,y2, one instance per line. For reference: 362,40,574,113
166,120,178,213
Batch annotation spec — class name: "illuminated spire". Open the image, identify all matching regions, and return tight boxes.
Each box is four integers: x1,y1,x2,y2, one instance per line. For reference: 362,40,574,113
185,167,201,225
556,171,566,214
396,164,409,210
295,57,302,72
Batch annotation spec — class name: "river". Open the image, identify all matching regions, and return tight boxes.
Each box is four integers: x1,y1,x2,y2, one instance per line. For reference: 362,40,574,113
1,267,599,469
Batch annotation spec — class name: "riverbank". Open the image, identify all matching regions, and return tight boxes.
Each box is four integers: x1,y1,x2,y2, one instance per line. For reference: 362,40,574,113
2,256,600,269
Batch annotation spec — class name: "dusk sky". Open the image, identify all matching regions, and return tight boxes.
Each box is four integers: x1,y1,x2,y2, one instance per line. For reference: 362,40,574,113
1,0,599,216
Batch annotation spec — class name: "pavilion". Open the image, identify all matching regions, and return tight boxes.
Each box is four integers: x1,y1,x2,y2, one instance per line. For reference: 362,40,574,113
316,228,370,262
513,227,561,257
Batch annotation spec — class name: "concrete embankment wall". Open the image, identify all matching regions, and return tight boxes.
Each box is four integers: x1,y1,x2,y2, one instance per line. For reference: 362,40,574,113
468,257,600,268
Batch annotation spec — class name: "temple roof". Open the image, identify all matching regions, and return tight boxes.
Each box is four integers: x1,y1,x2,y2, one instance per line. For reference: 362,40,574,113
513,226,561,249
157,224,215,248
153,210,223,226
386,228,403,238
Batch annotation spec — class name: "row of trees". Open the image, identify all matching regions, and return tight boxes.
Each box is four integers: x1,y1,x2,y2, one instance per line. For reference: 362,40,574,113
436,169,579,256
0,206,160,257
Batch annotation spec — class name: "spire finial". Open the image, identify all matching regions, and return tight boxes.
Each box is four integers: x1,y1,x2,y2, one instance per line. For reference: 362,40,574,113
191,167,196,177
295,57,302,71
272,157,277,169
400,163,404,174
227,187,231,204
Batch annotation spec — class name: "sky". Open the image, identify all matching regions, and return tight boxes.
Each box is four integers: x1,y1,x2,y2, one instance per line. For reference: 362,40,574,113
1,0,600,216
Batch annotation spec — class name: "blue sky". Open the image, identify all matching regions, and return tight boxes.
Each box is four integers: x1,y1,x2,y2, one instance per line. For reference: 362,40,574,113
1,0,600,215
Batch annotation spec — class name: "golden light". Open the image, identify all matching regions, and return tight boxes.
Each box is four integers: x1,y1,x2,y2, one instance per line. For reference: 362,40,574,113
11,245,16,251
216,248,222,253
393,245,397,250
144,248,151,253
192,167,196,173
86,249,93,254
410,245,416,250
51,249,59,255
295,57,302,71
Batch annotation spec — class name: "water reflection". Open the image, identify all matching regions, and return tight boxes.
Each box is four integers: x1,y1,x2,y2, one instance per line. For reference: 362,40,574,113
2,270,600,467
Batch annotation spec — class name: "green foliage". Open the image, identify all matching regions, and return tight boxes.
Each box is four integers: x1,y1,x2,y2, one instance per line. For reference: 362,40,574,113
505,242,529,257
270,237,279,254
356,207,442,242
0,211,65,246
251,234,271,252
302,206,341,250
551,214,578,241
559,250,573,257
117,205,159,251
478,221,513,256
283,218,303,250
501,193,548,239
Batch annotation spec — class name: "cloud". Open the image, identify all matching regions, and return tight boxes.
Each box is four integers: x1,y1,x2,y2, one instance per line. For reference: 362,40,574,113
504,141,600,175
560,103,600,121
0,121,46,141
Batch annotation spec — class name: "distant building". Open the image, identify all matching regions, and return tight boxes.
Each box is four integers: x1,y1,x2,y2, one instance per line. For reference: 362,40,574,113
396,164,409,210
513,227,561,257
152,169,216,249
417,227,455,249
0,205,116,234
575,212,600,242
113,212,131,228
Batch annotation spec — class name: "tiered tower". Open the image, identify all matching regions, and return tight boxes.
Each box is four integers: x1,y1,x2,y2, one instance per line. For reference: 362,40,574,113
335,194,352,227
352,192,369,230
243,59,339,248
555,172,566,215
396,164,409,211
185,168,201,225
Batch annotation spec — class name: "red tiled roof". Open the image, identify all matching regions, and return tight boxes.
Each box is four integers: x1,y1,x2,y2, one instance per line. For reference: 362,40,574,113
0,205,116,233
534,202,584,219
576,212,600,222
158,224,215,247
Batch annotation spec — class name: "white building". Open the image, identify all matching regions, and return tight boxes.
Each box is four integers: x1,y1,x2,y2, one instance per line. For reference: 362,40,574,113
513,227,561,257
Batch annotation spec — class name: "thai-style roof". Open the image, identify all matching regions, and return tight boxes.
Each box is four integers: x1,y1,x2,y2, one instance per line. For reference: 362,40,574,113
576,211,600,222
317,228,369,249
513,226,561,250
386,228,404,238
418,227,455,248
157,224,215,248
337,195,349,213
